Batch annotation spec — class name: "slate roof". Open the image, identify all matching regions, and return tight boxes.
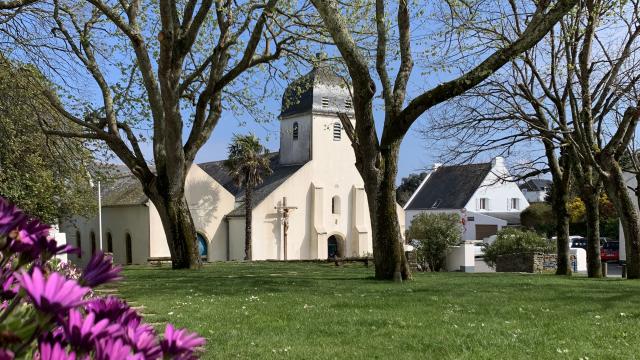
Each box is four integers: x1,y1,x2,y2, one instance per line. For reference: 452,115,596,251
198,153,306,217
280,66,354,118
519,178,552,192
404,162,493,210
99,165,148,207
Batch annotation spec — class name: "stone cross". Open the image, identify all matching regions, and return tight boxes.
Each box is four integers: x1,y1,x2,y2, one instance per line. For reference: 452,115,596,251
275,197,297,260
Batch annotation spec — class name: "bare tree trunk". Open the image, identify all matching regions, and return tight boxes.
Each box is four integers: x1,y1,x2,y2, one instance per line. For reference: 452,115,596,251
603,162,640,278
552,181,572,275
150,192,199,269
582,185,603,277
371,143,410,281
244,185,253,261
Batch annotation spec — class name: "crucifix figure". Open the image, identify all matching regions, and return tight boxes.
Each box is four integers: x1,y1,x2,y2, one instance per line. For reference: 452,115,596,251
275,197,297,260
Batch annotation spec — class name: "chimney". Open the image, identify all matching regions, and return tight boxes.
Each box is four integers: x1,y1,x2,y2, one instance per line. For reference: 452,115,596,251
432,163,442,171
491,156,505,168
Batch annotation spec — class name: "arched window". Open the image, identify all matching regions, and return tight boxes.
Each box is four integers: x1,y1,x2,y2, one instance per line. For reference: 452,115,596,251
90,231,96,255
292,122,299,140
106,232,113,253
333,122,341,141
75,231,82,259
332,196,341,215
125,233,132,265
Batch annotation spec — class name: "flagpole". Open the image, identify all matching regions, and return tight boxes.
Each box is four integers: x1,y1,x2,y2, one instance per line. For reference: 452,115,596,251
98,180,103,251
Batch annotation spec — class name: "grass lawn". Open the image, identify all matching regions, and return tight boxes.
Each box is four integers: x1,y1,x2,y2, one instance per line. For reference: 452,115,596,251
117,262,640,359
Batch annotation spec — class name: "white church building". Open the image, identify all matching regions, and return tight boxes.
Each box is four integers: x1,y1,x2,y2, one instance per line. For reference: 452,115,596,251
61,67,405,266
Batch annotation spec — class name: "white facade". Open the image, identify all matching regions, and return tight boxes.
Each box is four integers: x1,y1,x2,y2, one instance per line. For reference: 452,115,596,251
61,164,235,266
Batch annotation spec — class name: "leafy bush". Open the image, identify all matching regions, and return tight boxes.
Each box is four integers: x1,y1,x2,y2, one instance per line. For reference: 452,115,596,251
520,203,554,236
483,228,555,267
0,196,205,359
408,212,462,272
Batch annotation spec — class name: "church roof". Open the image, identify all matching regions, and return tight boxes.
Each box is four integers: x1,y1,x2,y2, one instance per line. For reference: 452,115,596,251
404,162,493,210
98,153,305,212
99,165,148,207
280,66,354,118
198,153,306,217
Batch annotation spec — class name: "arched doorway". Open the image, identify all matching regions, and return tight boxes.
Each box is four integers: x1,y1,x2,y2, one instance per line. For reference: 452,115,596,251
90,231,96,255
197,233,208,257
106,232,113,253
75,231,82,259
328,235,343,259
125,233,132,265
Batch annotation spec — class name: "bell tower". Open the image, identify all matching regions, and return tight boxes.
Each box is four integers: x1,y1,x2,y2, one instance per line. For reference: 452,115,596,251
279,64,354,166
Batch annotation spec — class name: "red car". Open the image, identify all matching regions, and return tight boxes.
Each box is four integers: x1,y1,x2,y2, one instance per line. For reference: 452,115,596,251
600,241,620,262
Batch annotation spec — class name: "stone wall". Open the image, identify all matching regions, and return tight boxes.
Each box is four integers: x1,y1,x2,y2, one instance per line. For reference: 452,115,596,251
496,253,577,273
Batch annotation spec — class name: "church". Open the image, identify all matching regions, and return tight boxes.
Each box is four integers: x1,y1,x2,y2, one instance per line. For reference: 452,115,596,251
61,67,405,266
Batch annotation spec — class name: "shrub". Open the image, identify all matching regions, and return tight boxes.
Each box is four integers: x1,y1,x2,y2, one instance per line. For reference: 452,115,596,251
408,212,462,272
483,228,554,267
520,203,554,236
0,196,205,359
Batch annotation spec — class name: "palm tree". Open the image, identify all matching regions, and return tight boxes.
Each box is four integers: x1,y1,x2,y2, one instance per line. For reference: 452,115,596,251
224,134,272,260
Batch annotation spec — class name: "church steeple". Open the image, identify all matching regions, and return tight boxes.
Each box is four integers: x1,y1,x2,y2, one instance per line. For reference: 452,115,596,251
278,62,354,166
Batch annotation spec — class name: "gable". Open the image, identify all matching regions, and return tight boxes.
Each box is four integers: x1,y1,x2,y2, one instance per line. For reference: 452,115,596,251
404,163,492,210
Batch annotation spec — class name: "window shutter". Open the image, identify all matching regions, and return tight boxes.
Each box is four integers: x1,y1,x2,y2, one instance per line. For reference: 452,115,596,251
486,198,490,211
507,198,511,210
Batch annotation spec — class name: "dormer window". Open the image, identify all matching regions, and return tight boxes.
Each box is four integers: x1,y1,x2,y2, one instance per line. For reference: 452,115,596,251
293,122,299,140
345,98,352,109
333,122,342,141
321,97,329,108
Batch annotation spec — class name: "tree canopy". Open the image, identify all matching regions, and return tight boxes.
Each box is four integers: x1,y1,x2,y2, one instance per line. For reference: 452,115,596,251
0,57,95,223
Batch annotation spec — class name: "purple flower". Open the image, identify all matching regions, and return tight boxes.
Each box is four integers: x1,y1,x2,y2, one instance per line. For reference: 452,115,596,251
17,267,90,314
124,320,161,359
0,273,17,300
81,252,122,287
95,338,144,360
37,340,76,360
0,348,14,360
160,324,205,360
85,297,140,327
15,220,51,248
61,309,112,353
0,197,26,238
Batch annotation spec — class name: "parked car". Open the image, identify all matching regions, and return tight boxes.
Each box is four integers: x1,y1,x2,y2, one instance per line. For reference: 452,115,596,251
601,241,620,262
569,236,607,250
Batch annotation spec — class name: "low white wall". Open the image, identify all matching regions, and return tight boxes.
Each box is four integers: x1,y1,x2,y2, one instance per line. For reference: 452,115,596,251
570,248,587,272
445,242,476,272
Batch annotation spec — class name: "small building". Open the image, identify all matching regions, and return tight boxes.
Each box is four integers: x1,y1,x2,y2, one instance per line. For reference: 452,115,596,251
404,157,529,241
519,178,552,203
61,65,405,265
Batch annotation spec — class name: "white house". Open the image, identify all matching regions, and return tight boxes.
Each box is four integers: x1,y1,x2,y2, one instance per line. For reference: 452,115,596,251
404,157,529,241
61,65,404,266
519,179,552,203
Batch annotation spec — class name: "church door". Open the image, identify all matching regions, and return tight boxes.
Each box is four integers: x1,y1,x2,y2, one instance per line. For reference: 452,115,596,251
328,235,339,259
197,233,208,257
